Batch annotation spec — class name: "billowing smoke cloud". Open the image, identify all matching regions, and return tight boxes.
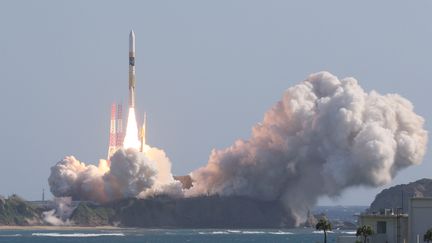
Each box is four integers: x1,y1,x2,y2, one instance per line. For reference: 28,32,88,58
187,71,428,224
49,146,182,203
48,71,427,226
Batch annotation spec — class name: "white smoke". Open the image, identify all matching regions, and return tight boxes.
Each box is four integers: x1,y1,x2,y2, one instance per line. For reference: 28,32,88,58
187,71,428,224
48,71,427,226
42,197,74,226
49,147,182,203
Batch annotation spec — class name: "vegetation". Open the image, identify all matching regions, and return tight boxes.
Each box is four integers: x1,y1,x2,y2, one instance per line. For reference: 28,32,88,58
356,225,374,243
424,228,432,243
69,202,115,226
0,194,42,225
315,217,332,243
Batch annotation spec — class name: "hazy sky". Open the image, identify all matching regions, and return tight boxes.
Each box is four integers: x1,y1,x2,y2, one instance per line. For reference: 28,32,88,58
0,0,431,205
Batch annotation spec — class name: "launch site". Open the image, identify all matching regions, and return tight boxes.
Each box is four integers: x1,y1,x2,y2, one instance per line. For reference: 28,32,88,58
0,1,432,243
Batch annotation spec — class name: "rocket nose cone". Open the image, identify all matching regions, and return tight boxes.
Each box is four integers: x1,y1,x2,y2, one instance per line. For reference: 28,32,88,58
129,30,135,52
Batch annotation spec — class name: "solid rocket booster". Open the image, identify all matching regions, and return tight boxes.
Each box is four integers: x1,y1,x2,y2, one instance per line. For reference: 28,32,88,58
129,30,136,108
140,112,147,152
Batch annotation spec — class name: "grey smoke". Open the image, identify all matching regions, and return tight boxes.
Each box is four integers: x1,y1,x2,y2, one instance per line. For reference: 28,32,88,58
187,71,428,224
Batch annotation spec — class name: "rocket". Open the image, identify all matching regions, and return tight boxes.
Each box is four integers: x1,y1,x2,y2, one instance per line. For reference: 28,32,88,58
107,30,149,154
129,30,136,108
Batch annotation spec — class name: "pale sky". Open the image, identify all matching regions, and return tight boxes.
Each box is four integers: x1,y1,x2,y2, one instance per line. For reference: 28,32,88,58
0,0,431,205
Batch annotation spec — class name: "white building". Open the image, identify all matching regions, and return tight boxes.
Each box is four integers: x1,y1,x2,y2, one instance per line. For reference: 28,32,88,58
358,211,408,243
338,197,432,243
336,209,408,243
409,197,432,243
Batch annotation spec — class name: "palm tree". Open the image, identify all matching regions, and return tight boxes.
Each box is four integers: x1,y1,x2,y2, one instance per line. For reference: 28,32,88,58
424,228,432,243
356,225,373,243
316,218,332,243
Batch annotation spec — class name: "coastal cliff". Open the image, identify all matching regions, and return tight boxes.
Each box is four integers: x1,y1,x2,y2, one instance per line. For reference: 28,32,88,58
70,195,294,228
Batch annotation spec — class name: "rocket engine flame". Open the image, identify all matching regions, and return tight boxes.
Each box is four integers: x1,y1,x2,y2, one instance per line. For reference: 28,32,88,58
123,107,141,150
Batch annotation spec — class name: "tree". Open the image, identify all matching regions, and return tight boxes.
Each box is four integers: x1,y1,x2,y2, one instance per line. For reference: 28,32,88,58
356,225,374,243
424,228,432,243
316,218,332,243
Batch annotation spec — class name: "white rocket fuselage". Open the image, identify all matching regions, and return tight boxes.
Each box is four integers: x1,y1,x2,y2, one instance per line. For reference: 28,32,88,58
129,30,136,108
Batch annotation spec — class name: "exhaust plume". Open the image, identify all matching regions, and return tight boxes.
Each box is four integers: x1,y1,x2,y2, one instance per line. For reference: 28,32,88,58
123,107,141,150
187,71,428,224
48,71,427,226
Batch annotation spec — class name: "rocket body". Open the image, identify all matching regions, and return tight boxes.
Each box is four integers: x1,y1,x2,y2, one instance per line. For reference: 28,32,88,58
129,30,136,108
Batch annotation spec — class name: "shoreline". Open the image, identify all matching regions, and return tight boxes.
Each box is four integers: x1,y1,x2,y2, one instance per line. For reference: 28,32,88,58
0,226,358,231
0,226,123,231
